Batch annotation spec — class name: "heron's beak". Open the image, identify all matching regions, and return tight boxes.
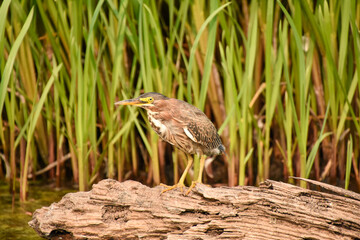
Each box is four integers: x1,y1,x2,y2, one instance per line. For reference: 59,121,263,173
115,98,146,106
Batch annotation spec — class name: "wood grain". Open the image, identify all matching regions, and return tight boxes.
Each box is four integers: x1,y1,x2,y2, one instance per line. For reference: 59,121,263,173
29,179,360,239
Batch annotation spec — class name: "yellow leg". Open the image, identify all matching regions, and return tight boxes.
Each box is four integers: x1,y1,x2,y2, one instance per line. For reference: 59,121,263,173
161,155,193,194
186,155,206,195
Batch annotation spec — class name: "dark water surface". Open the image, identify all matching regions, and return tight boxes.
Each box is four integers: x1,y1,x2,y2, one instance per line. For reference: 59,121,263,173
0,182,75,240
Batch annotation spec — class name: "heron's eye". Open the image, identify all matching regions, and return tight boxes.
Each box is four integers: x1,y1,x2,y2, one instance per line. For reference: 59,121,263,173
148,97,154,103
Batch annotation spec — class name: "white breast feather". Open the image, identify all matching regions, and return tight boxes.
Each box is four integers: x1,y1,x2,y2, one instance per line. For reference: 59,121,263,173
150,115,167,135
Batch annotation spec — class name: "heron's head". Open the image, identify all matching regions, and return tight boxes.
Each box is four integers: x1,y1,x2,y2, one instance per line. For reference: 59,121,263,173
115,92,169,111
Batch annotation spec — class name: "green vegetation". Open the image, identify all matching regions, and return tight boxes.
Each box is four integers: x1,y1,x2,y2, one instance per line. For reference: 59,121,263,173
1,0,359,201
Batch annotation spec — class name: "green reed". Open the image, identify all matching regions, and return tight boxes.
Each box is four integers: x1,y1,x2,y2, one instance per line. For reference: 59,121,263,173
1,0,360,201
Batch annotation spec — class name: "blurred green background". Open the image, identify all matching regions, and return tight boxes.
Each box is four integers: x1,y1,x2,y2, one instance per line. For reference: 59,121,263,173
1,0,360,210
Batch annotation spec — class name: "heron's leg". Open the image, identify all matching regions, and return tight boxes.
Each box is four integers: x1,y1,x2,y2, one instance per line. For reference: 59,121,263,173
161,155,193,194
177,155,193,186
185,155,206,195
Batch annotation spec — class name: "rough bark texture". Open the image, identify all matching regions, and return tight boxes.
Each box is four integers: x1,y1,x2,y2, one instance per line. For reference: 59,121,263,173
29,179,360,240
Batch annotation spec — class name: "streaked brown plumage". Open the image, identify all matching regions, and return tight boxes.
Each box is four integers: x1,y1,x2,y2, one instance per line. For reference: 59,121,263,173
115,92,225,194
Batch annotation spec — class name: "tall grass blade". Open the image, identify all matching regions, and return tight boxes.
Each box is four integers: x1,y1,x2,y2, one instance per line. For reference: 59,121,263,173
306,104,331,178
0,7,34,123
186,2,231,104
0,0,11,63
345,136,353,190
21,63,62,201
277,0,308,187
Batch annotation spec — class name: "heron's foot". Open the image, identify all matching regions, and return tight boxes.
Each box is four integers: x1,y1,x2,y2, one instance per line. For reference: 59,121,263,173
160,182,186,194
185,181,200,195
185,181,211,195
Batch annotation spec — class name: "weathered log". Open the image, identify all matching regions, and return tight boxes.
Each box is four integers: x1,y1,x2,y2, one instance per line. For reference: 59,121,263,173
29,179,360,239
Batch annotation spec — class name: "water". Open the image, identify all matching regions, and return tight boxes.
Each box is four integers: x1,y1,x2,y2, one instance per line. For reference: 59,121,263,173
0,182,75,240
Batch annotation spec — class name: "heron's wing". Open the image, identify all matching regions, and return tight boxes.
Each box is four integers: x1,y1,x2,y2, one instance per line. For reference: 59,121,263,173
169,99,222,150
184,118,222,150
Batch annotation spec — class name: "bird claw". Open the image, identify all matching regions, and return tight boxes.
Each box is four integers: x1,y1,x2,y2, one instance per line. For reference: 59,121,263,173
185,181,200,195
160,183,186,194
185,181,211,195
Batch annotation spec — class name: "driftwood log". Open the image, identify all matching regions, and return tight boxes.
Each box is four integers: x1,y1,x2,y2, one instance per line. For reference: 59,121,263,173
29,179,360,240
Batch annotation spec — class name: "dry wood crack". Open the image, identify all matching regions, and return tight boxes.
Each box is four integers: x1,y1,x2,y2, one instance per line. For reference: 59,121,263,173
29,179,360,240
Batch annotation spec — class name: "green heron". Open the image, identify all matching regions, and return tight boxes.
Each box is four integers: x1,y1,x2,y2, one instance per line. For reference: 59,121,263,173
115,92,225,194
